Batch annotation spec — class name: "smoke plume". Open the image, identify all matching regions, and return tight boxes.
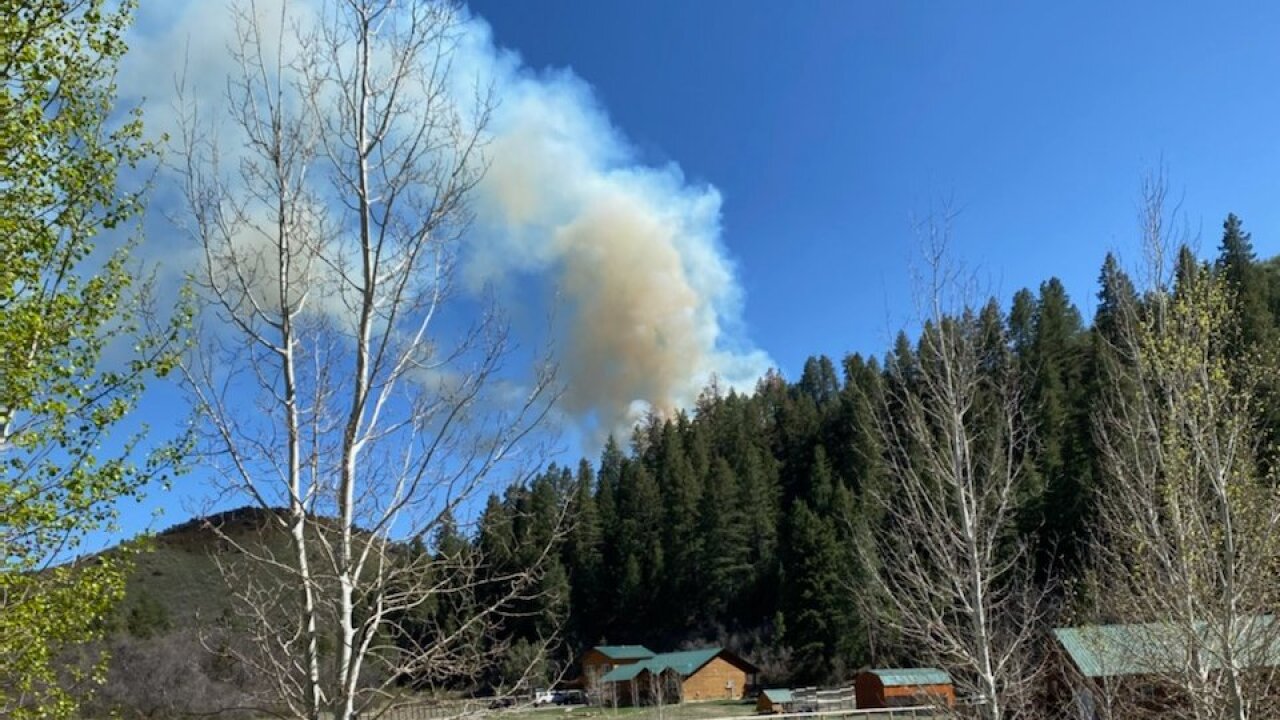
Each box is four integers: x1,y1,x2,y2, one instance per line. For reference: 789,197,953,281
455,18,771,434
122,2,773,438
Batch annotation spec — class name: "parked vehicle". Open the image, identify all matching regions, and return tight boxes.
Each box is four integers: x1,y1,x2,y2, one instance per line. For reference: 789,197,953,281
554,690,586,705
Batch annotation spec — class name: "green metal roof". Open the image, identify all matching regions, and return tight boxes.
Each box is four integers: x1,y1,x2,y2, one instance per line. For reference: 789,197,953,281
599,647,726,683
1054,616,1280,679
600,663,648,682
761,689,794,703
593,645,655,661
648,648,722,675
867,668,951,686
1054,624,1171,678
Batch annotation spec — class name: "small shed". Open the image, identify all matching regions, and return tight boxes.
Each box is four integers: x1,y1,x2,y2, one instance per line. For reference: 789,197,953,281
756,689,795,714
854,668,955,709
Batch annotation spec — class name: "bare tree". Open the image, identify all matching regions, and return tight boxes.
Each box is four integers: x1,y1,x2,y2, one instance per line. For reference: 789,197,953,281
84,627,264,720
584,664,606,707
1086,174,1280,720
861,214,1050,720
646,671,665,719
172,1,561,718
642,669,680,718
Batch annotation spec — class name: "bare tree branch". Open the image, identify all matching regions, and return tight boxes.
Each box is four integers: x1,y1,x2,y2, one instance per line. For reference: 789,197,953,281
172,2,562,718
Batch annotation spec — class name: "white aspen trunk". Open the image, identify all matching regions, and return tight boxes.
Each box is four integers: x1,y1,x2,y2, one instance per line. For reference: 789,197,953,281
271,83,325,718
281,232,324,720
947,359,1002,720
961,488,999,720
336,10,375,719
1217,469,1249,720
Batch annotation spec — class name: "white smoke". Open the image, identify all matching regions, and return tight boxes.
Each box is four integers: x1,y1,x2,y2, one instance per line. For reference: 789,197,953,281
452,17,772,434
122,1,773,437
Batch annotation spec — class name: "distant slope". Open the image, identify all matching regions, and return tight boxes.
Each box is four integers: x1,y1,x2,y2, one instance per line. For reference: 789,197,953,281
70,507,298,718
116,506,292,628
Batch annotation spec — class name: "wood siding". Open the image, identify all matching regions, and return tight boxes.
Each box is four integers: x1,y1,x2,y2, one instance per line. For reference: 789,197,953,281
681,656,750,701
883,683,954,708
581,649,646,693
581,649,645,674
855,674,955,709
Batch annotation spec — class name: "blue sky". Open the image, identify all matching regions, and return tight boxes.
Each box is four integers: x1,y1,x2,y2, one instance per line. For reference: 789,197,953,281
101,1,1280,543
470,0,1280,367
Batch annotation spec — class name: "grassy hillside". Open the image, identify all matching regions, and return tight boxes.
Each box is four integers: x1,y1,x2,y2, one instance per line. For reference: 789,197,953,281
114,506,292,629
114,504,280,622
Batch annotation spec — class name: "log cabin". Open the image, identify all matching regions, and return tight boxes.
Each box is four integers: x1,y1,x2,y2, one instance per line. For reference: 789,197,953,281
598,647,758,706
577,645,655,700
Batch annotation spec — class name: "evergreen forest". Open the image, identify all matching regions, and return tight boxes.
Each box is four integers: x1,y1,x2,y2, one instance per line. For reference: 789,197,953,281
443,214,1280,687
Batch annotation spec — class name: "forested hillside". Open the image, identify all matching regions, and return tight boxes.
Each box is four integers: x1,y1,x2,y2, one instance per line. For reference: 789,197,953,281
86,212,1280,716
454,213,1280,687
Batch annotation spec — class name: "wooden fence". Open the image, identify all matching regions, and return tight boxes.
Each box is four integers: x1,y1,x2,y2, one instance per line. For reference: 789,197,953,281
357,704,943,720
352,700,487,720
711,708,942,720
791,686,857,712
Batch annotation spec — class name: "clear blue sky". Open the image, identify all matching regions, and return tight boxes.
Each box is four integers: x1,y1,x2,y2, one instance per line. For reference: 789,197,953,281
103,1,1280,543
470,0,1280,370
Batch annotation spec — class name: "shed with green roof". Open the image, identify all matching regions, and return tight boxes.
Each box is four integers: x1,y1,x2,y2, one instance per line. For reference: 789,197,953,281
756,688,795,714
854,667,955,709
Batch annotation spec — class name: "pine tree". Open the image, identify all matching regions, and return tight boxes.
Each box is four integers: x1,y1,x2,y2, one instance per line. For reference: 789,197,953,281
782,500,847,684
434,508,469,560
527,472,570,640
1008,289,1037,360
1027,279,1092,568
1175,245,1203,291
699,458,750,620
829,480,872,670
616,461,664,632
1095,253,1138,347
566,460,604,643
806,445,835,511
840,355,887,495
1214,214,1280,453
442,239,1280,691
1215,213,1275,350
477,494,516,573
594,436,623,623
737,445,781,620
774,382,821,506
537,557,570,640
799,355,841,408
656,420,701,628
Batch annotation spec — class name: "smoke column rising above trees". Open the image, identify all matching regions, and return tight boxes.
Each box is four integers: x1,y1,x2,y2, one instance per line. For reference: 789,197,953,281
120,1,773,439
